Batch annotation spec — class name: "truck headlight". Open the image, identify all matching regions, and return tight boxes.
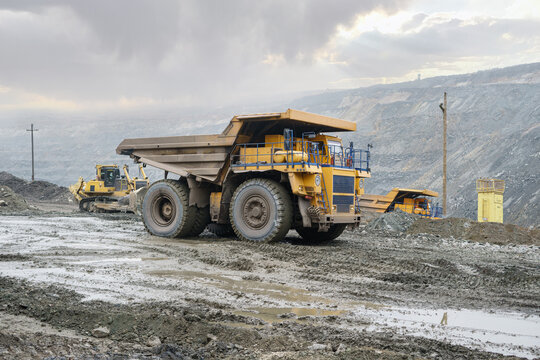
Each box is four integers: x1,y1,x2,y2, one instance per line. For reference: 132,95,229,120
315,174,321,186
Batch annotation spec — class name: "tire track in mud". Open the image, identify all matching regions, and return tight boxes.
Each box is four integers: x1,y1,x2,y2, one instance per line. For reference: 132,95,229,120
209,232,540,313
0,277,524,360
8,213,538,313
2,215,539,358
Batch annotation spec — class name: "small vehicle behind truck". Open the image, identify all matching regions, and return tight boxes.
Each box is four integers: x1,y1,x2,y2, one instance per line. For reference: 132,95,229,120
358,188,443,219
116,109,371,243
70,164,149,213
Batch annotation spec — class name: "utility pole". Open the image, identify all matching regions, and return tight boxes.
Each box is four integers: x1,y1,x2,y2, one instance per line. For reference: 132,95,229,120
26,123,38,181
439,93,447,216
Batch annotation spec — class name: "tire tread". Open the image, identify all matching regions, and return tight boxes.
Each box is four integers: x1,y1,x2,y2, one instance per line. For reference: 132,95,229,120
295,224,347,243
230,178,293,243
142,179,196,238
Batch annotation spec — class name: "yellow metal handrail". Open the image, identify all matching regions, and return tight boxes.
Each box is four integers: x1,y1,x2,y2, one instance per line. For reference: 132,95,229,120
476,178,505,193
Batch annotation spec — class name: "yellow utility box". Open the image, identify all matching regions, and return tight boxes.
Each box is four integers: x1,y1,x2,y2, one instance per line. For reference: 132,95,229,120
476,179,504,223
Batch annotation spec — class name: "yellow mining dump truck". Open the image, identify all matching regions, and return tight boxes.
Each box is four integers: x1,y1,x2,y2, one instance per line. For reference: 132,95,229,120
70,164,149,212
358,188,442,218
116,109,371,243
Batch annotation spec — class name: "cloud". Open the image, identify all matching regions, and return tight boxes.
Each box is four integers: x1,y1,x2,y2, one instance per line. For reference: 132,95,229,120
331,15,540,79
0,0,406,106
0,1,539,110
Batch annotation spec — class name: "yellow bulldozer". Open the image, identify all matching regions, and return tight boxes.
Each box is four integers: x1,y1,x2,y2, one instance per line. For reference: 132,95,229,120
69,164,149,213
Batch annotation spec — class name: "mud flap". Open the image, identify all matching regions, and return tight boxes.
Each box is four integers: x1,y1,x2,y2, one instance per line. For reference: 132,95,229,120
187,177,211,208
297,197,312,228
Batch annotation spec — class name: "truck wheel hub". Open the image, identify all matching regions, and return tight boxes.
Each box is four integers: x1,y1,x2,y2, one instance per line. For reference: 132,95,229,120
243,196,269,229
151,195,176,226
161,202,173,218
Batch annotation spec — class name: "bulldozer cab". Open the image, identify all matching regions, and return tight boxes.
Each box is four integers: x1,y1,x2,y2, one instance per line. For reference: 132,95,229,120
96,165,120,188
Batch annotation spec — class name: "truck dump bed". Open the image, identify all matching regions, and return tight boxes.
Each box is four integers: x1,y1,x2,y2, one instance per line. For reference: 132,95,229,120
116,134,237,182
357,188,438,212
116,109,356,183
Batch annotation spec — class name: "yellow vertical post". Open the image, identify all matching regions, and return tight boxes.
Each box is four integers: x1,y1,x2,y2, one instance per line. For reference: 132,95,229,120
476,179,504,223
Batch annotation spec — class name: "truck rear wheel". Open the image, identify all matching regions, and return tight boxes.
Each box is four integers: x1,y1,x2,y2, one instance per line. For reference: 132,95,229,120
207,223,233,237
230,178,292,242
296,224,347,243
187,206,210,236
142,180,196,238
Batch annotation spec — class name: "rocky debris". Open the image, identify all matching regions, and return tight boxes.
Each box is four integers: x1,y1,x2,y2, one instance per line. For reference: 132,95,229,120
361,209,539,245
91,326,110,338
146,335,161,347
0,186,31,212
359,209,380,224
307,342,327,351
335,343,347,354
408,217,540,245
0,171,71,204
365,209,420,233
0,330,149,359
291,63,540,228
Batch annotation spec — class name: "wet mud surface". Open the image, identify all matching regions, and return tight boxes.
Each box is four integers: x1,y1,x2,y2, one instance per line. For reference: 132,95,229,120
0,212,538,359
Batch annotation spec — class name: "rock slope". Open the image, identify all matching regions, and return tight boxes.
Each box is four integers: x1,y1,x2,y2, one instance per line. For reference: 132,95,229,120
289,62,540,226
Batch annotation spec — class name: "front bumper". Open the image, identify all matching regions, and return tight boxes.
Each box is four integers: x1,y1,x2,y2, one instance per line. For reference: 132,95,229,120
312,213,361,224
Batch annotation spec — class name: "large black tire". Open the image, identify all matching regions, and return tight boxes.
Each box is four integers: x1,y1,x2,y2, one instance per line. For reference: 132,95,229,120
295,224,347,243
230,178,292,242
141,180,196,238
207,223,234,237
187,206,210,236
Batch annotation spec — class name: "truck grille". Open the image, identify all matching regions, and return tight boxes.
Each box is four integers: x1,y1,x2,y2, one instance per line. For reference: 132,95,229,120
333,195,354,213
333,175,354,194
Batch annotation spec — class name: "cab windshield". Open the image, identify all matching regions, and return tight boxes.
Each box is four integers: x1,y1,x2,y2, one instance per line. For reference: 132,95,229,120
327,140,343,156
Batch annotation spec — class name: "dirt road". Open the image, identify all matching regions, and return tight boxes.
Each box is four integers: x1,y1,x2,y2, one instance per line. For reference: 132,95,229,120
0,212,538,359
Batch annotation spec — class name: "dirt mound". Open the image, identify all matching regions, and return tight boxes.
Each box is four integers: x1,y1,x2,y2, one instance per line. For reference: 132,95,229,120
366,209,420,233
0,186,31,212
408,217,540,246
0,171,72,203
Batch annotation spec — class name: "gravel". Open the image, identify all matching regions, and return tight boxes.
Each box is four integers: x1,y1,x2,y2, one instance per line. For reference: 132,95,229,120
0,172,72,204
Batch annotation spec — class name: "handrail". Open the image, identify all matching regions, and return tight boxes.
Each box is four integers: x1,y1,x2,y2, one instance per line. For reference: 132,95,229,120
230,140,371,172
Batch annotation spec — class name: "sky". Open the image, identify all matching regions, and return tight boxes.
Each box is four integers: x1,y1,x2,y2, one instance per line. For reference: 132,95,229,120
0,0,539,111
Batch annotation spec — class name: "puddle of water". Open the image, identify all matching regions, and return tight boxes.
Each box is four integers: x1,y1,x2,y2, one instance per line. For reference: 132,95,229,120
68,257,169,265
345,300,385,311
147,269,333,304
233,307,346,324
146,237,225,247
70,257,143,265
212,321,266,329
359,306,540,359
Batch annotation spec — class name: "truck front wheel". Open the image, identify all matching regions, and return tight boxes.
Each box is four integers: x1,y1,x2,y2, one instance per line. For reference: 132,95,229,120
142,180,196,238
295,224,347,243
230,178,292,242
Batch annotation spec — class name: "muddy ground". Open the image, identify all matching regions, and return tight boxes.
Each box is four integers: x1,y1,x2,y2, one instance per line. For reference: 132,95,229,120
0,207,538,359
